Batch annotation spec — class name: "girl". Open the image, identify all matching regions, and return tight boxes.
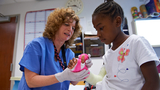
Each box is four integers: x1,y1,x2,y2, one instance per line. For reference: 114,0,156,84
86,0,160,90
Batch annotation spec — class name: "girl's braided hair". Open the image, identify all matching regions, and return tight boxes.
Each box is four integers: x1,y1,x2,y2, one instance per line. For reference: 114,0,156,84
93,0,125,27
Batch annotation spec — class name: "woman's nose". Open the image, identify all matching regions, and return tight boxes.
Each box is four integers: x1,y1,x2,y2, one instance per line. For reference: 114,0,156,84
68,26,73,31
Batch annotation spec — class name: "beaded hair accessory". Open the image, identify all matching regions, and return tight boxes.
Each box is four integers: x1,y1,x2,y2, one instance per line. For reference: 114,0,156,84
53,43,66,70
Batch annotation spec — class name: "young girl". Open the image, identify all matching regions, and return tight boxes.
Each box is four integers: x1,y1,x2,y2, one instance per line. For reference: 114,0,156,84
85,0,160,90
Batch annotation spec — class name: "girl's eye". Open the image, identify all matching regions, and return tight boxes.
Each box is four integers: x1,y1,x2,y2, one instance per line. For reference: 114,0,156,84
99,26,104,31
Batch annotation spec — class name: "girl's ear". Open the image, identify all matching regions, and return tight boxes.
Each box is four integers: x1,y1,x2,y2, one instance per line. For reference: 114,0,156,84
115,16,122,28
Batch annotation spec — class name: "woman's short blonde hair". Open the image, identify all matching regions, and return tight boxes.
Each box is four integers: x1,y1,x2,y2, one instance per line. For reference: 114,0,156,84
43,8,82,48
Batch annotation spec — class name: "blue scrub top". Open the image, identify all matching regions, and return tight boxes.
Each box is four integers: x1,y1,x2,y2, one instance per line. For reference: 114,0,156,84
18,37,75,90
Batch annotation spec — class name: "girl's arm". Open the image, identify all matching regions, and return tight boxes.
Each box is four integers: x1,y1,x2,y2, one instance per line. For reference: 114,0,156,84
140,61,160,90
24,68,59,88
86,65,106,86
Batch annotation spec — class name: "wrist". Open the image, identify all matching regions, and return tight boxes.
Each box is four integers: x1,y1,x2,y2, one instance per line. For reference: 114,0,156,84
55,72,64,82
86,72,103,86
70,81,79,85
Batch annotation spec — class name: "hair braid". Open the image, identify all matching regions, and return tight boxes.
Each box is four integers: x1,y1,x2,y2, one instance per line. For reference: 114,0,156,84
93,1,124,26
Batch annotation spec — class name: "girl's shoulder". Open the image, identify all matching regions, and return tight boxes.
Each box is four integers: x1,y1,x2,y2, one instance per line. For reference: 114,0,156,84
129,34,142,39
128,34,146,43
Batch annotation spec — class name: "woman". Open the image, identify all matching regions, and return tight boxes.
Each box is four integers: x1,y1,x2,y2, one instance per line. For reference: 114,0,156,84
18,8,90,90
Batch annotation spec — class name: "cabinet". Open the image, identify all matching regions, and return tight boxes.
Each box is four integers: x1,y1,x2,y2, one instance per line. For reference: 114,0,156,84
69,33,83,58
84,35,105,57
69,33,105,57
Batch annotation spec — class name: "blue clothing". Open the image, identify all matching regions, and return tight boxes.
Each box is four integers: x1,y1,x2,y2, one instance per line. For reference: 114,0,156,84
18,37,75,90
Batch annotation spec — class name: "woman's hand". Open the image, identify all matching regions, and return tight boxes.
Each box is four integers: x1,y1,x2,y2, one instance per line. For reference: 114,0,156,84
55,68,89,82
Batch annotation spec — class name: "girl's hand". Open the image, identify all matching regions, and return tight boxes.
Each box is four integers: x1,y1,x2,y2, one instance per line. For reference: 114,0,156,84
68,58,77,69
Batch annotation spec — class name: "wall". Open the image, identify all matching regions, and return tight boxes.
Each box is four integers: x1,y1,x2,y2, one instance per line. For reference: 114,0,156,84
0,0,155,77
0,0,104,77
154,47,160,58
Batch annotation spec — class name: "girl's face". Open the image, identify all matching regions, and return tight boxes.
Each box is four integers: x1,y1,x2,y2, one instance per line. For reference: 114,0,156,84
92,14,121,45
56,19,76,42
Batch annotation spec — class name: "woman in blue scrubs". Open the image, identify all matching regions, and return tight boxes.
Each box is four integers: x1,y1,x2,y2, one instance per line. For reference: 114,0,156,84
18,8,90,90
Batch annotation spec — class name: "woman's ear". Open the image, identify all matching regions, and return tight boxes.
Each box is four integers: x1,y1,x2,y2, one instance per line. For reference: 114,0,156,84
115,16,122,27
